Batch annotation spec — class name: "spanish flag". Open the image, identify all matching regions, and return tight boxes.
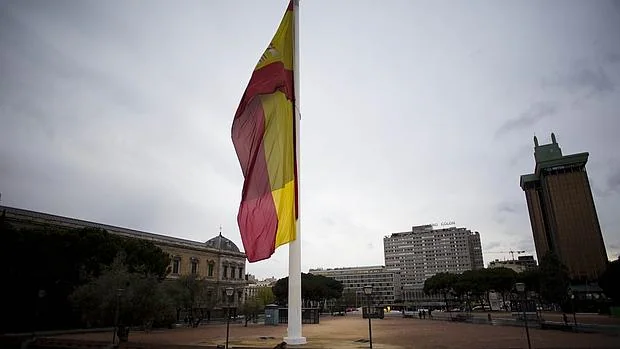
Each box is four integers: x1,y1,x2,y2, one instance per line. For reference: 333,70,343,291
232,1,297,263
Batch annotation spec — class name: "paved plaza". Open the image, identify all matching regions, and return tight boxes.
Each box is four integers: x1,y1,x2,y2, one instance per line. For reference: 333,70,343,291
56,314,620,349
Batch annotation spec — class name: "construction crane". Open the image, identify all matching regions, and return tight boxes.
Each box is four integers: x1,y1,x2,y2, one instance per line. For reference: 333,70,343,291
486,250,527,260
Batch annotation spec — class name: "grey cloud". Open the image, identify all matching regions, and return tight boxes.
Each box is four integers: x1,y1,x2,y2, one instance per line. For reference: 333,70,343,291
515,239,536,254
495,102,557,137
510,145,533,167
607,52,620,64
591,166,620,198
1,0,619,280
323,217,336,227
543,63,615,97
497,202,521,214
606,167,620,194
612,0,620,13
484,241,502,251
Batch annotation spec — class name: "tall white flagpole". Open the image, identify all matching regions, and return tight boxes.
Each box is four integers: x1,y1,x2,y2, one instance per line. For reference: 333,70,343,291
284,0,306,345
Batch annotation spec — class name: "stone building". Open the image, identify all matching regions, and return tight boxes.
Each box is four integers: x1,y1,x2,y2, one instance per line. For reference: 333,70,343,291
0,205,248,308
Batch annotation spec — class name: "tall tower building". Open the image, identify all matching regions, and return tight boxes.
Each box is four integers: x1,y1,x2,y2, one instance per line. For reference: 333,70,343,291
519,133,608,281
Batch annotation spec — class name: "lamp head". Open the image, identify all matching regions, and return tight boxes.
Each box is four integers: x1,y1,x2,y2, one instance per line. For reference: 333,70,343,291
225,287,234,296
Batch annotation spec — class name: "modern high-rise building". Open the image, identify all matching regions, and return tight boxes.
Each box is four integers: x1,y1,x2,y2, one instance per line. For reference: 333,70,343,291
520,134,608,281
308,266,398,306
383,224,484,295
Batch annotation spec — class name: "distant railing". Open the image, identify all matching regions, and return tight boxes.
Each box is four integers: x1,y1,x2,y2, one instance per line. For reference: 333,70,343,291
277,308,320,324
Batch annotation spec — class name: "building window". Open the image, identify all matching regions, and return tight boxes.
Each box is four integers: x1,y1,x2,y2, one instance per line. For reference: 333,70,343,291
172,258,181,274
223,266,228,279
191,260,198,275
231,266,236,279
208,263,214,277
238,268,243,279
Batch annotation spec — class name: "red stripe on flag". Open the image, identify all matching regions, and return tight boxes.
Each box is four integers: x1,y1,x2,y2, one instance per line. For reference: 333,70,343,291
232,97,278,262
235,62,294,121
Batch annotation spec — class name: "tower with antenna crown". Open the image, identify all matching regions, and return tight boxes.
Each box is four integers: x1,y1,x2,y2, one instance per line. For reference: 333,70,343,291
520,133,608,281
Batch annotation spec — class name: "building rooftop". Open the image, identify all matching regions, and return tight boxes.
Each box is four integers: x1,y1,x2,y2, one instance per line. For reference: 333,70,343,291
205,233,241,253
1,205,245,256
520,133,589,189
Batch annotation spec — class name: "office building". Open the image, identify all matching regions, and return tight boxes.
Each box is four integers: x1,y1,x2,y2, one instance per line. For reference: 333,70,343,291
488,255,538,273
384,224,484,299
308,266,398,306
520,134,608,281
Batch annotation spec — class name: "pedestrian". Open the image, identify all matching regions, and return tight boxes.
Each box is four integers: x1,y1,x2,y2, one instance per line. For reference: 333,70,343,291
563,313,568,325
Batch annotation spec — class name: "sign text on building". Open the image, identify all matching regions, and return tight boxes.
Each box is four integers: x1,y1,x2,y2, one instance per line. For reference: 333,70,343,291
430,221,456,228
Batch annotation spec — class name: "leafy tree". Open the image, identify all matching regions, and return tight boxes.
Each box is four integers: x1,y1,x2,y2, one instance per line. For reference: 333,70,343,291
538,252,570,304
256,286,276,306
70,255,176,329
599,256,620,305
239,298,262,326
424,272,458,309
272,273,343,305
272,278,288,304
170,274,216,327
486,267,518,309
0,222,171,333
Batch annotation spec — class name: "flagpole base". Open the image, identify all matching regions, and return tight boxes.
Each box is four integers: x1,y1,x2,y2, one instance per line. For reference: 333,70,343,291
284,336,307,345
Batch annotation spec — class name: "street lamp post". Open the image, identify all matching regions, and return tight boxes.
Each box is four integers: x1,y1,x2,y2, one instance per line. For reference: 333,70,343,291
515,283,531,349
363,285,373,349
225,287,234,349
34,289,46,337
568,288,578,330
112,288,124,346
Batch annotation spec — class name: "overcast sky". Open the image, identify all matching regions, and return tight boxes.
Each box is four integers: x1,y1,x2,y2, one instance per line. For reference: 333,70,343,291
1,0,619,280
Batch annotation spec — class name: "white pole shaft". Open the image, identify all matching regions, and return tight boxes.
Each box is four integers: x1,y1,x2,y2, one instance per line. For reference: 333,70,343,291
284,0,305,345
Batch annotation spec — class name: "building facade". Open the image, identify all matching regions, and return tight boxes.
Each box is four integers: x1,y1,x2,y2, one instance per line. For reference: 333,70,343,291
519,134,608,281
384,224,484,301
0,205,248,308
244,277,277,300
488,255,538,273
308,266,397,306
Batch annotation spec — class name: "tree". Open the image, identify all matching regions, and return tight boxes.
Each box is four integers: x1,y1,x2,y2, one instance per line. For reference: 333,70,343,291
599,256,620,305
256,286,276,306
272,273,343,305
538,252,570,305
170,274,216,327
0,223,171,333
486,267,518,309
424,272,458,310
239,298,262,326
70,255,176,329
